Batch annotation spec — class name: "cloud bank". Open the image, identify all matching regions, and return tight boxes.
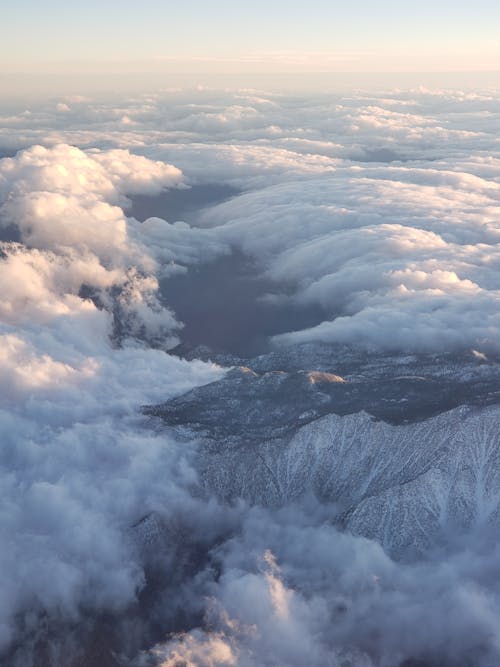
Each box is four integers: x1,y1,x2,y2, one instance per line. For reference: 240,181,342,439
147,502,500,667
1,87,500,665
0,144,224,656
41,85,496,355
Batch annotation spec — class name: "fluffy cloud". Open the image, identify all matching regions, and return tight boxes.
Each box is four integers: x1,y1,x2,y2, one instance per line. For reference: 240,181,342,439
2,86,500,665
0,144,224,654
194,162,500,351
26,87,494,353
148,502,500,667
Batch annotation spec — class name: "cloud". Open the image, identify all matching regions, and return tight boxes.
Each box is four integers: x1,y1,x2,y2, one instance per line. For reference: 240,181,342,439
194,162,500,352
147,502,500,667
1,86,500,665
0,144,224,654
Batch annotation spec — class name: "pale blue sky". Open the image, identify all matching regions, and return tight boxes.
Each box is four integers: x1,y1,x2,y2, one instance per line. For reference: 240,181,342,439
1,0,499,95
3,0,500,65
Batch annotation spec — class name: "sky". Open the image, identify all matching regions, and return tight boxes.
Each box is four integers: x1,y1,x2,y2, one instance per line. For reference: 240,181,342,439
2,0,500,94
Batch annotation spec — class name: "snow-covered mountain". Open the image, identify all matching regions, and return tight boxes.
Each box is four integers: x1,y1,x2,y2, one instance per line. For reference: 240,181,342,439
146,344,500,559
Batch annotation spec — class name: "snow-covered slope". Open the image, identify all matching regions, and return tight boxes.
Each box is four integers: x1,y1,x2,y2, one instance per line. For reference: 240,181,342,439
146,344,500,558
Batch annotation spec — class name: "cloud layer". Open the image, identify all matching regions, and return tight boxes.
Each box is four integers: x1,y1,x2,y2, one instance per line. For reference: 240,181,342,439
18,85,495,354
1,86,500,665
148,502,500,667
0,144,224,654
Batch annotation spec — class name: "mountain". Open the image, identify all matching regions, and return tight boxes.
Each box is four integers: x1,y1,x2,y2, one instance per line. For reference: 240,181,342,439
145,344,500,558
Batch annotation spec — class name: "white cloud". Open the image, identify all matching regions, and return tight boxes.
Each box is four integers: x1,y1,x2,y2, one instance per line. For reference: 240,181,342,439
0,144,224,652
149,502,500,667
2,85,500,664
194,162,500,351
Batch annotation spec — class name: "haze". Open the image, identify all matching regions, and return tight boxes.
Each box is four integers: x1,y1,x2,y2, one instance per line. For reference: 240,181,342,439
2,0,500,97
